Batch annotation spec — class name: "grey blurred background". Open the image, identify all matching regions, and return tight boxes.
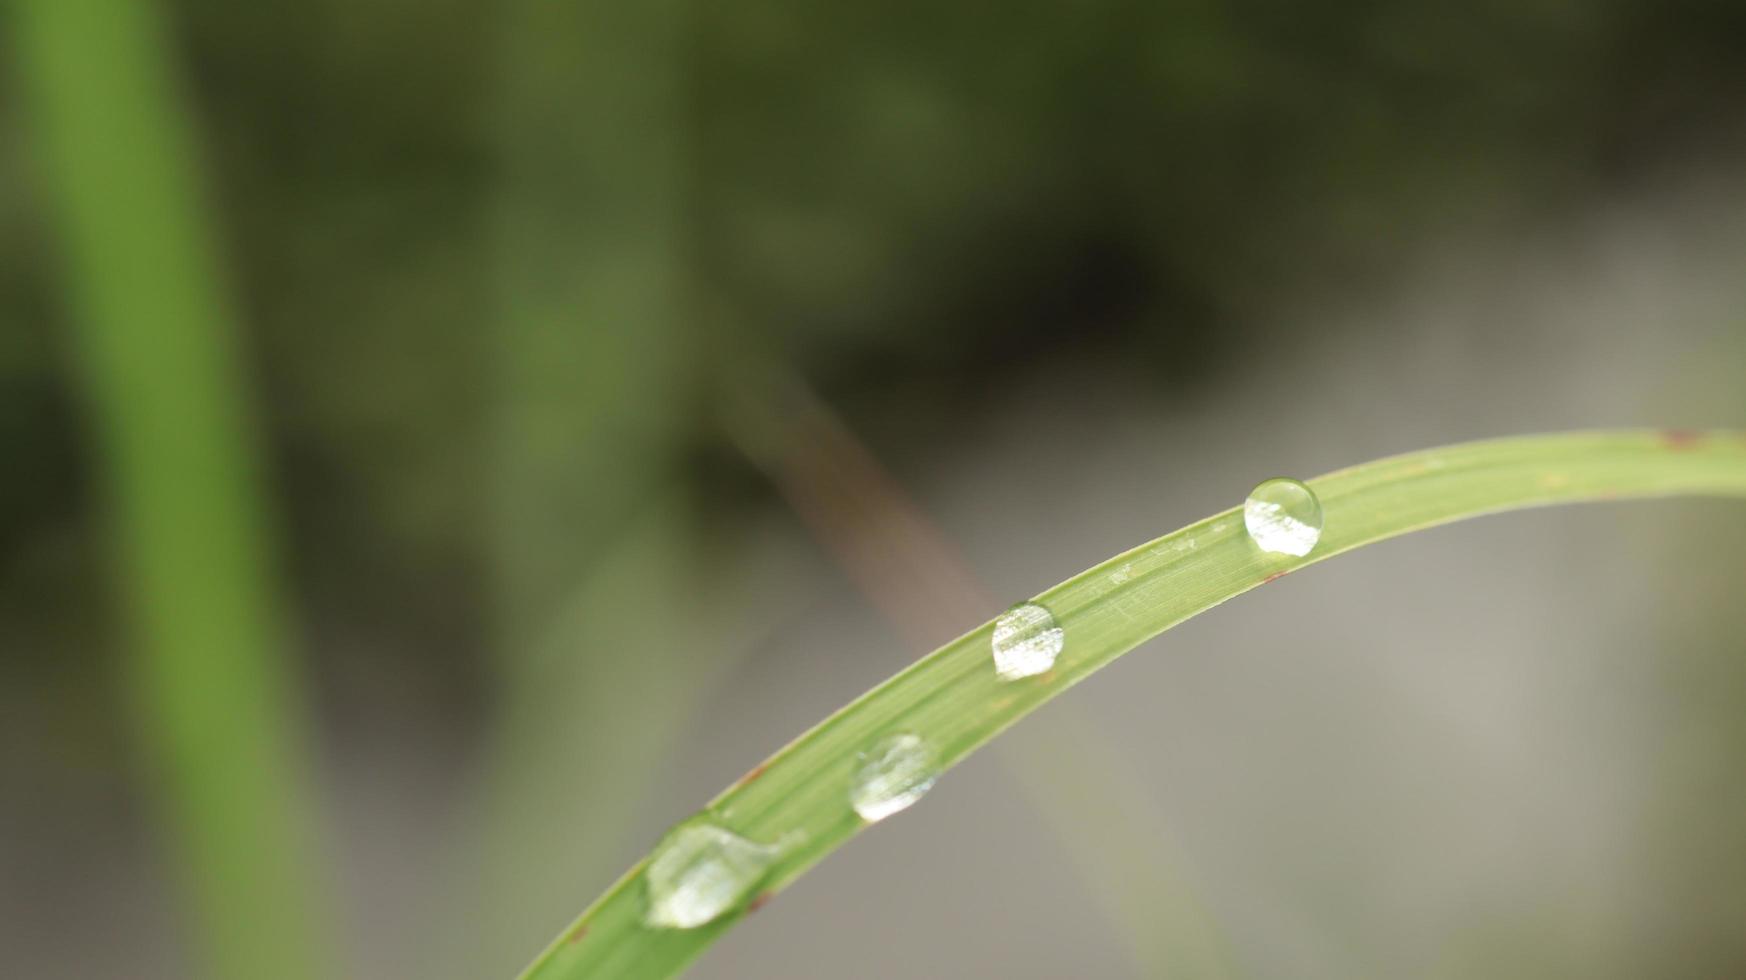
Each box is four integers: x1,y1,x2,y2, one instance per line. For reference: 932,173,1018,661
4,0,1746,977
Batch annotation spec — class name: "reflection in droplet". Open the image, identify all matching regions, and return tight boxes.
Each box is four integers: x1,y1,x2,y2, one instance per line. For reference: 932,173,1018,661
991,602,1064,680
850,732,940,822
1244,478,1323,557
644,818,779,929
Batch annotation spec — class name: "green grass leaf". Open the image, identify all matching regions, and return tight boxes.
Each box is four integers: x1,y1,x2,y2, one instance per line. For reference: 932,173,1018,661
519,428,1746,980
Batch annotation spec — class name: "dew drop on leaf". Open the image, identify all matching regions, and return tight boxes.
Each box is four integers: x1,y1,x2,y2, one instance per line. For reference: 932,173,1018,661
991,602,1064,680
1244,477,1323,557
643,818,779,929
849,732,940,822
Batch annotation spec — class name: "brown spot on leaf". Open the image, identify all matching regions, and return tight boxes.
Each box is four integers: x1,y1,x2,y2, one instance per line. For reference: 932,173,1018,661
737,762,769,788
566,924,589,945
748,891,774,914
1262,571,1288,584
1661,429,1702,450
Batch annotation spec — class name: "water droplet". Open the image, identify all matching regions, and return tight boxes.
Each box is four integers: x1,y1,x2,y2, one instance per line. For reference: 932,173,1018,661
991,602,1064,680
643,818,780,929
1244,478,1323,557
850,732,940,822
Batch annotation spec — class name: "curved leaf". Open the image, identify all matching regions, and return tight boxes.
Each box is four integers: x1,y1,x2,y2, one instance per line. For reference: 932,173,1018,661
520,429,1746,980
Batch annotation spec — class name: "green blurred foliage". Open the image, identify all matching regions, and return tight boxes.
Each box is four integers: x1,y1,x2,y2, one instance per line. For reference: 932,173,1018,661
8,0,1746,697
5,0,1746,976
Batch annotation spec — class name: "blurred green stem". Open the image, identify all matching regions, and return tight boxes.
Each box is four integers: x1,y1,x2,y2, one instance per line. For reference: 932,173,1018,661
475,0,705,972
15,2,331,979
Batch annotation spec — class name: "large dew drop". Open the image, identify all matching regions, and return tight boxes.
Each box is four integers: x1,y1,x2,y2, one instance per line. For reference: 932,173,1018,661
1244,478,1323,557
849,732,940,822
643,818,779,929
991,602,1064,680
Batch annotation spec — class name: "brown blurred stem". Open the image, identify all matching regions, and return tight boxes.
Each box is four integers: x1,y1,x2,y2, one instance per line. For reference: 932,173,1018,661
722,373,1236,979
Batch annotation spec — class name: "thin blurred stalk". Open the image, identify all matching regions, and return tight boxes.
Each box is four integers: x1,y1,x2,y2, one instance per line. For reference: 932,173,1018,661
477,0,708,973
489,0,689,646
14,2,331,979
1003,715,1234,979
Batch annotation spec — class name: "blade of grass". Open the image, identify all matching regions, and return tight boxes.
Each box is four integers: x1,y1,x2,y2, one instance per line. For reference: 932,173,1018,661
14,2,332,978
520,428,1746,980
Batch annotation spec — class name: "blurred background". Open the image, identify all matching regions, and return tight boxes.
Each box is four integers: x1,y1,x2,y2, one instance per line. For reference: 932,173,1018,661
6,0,1746,977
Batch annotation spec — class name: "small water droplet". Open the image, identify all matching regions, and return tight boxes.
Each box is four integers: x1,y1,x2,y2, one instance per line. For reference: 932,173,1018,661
1244,478,1323,557
991,602,1063,680
644,818,780,929
850,732,940,822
